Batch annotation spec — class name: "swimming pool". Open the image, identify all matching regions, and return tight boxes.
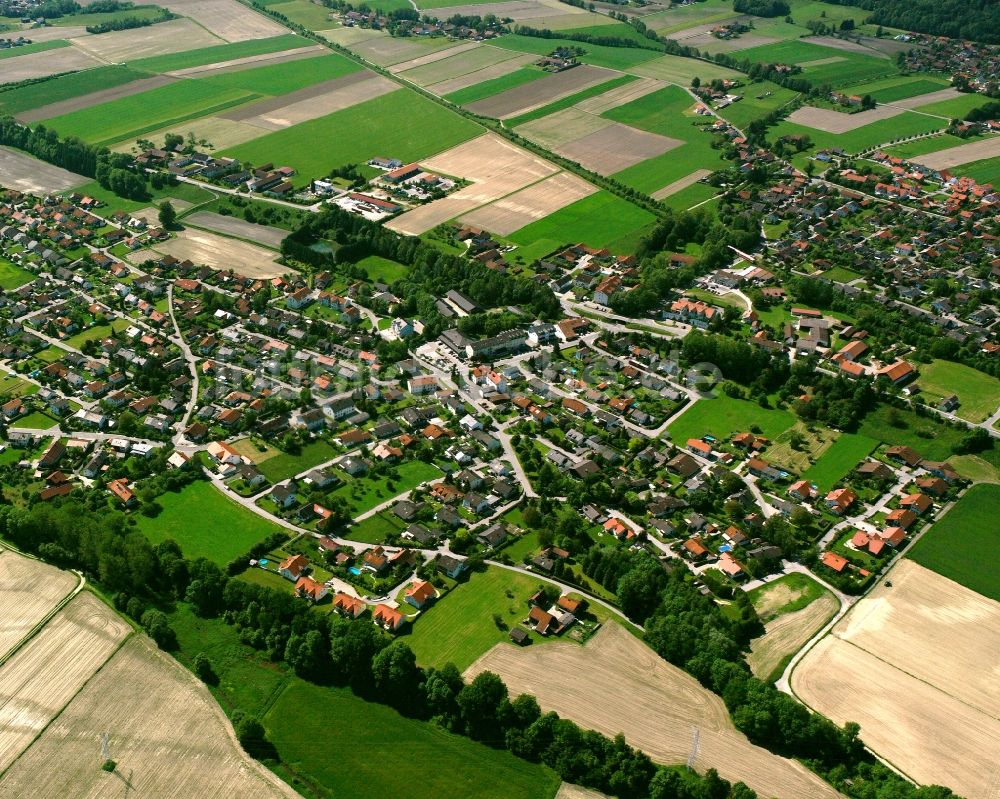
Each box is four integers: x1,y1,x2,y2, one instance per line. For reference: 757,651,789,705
348,567,361,576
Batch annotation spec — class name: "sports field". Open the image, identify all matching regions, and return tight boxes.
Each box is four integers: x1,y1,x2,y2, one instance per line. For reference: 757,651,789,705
406,566,556,670
223,89,480,183
907,484,1000,601
915,360,999,423
136,480,279,564
667,394,796,443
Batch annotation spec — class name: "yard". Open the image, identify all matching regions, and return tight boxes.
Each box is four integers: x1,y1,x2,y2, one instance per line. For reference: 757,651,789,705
798,432,878,492
63,318,130,349
405,566,559,671
256,439,339,483
343,510,406,544
916,360,999,423
907,484,1000,602
0,259,34,290
327,459,442,517
136,480,281,565
667,394,796,443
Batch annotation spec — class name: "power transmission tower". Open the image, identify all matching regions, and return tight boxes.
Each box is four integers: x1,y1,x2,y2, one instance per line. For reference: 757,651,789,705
687,727,700,770
101,732,110,763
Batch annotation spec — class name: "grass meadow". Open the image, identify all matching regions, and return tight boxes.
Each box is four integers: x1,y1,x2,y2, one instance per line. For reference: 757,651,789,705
916,360,1000,423
128,34,306,72
0,65,150,116
447,68,545,106
799,433,879,492
667,394,797,443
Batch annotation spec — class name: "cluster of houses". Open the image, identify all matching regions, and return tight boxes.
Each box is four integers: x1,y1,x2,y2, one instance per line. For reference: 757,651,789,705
897,33,1000,96
137,149,297,196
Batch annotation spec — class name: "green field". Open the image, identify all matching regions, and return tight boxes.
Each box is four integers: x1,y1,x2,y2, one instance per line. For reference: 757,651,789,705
266,681,560,799
0,259,35,290
200,52,359,95
907,484,1000,602
667,394,797,443
354,254,408,283
42,80,260,147
223,89,480,184
52,4,166,26
70,178,218,214
916,360,1000,423
15,410,58,430
257,438,339,482
630,52,742,85
772,111,945,154
136,480,279,564
505,74,637,127
406,566,556,670
168,604,560,799
882,133,974,160
63,318,129,349
747,572,829,622
494,33,662,71
951,155,1000,186
263,0,336,29
839,75,949,104
799,433,878,492
128,33,306,72
508,190,656,255
641,0,735,35
734,40,897,87
446,68,545,106
602,84,726,194
716,80,801,129
916,92,995,120
327,460,441,517
0,65,151,117
0,39,68,60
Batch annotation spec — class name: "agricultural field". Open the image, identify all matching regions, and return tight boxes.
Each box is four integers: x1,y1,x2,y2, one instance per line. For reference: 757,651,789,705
910,135,1000,171
907,484,1000,601
155,0,288,42
792,560,1000,799
504,74,637,127
798,432,879,492
0,549,77,659
128,33,306,72
467,623,841,799
913,90,994,119
223,89,480,185
714,80,801,130
745,573,839,683
734,39,897,88
0,591,131,771
184,211,288,249
135,480,279,564
628,53,742,85
915,360,1000,423
197,51,359,94
493,33,663,71
0,42,102,85
70,17,223,62
264,0,337,30
771,110,945,155
406,566,561,670
0,634,299,799
950,154,1000,185
838,74,950,104
667,394,796,443
467,64,622,119
460,171,596,236
882,132,981,160
444,66,545,105
150,228,287,278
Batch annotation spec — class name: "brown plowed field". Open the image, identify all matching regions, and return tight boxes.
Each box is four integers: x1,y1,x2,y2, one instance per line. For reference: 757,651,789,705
466,64,617,119
459,171,595,235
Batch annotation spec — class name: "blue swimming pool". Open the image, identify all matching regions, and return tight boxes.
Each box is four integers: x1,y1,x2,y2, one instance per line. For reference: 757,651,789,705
348,567,361,576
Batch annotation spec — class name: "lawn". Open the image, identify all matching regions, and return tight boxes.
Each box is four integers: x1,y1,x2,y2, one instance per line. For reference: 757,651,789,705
406,566,555,670
200,52,360,95
667,394,797,443
136,480,280,564
915,360,999,423
63,318,130,349
41,80,260,147
0,65,151,117
344,511,406,544
505,74,637,127
857,405,984,465
257,438,339,482
799,432,878,492
508,190,656,255
0,259,35,290
446,67,545,106
907,484,1000,602
354,254,408,283
327,459,441,517
823,266,862,283
222,89,481,185
601,84,726,194
747,572,829,622
0,375,38,398
128,33,306,72
167,603,560,799
266,681,560,799
493,33,663,71
15,410,58,430
0,39,67,60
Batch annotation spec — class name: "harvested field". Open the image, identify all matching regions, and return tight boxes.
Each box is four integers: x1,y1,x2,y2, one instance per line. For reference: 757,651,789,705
319,26,383,48
747,592,838,681
574,76,664,114
555,785,610,799
69,18,221,61
430,0,589,21
792,560,1000,798
912,135,1000,171
459,170,596,235
558,123,681,174
398,44,524,87
806,35,890,58
466,624,842,799
0,550,77,660
467,64,617,119
386,133,560,235
786,104,904,133
427,53,536,95
112,115,268,152
166,44,325,77
347,33,456,67
221,71,398,130
18,74,177,123
0,592,131,771
186,211,288,248
887,87,963,110
0,147,87,193
651,168,712,200
0,45,101,85
13,24,89,41
628,53,741,84
157,0,287,41
387,40,480,74
517,107,614,148
0,636,299,799
153,229,291,278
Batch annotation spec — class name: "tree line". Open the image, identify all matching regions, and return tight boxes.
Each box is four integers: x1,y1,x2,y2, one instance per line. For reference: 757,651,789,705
818,0,1000,44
